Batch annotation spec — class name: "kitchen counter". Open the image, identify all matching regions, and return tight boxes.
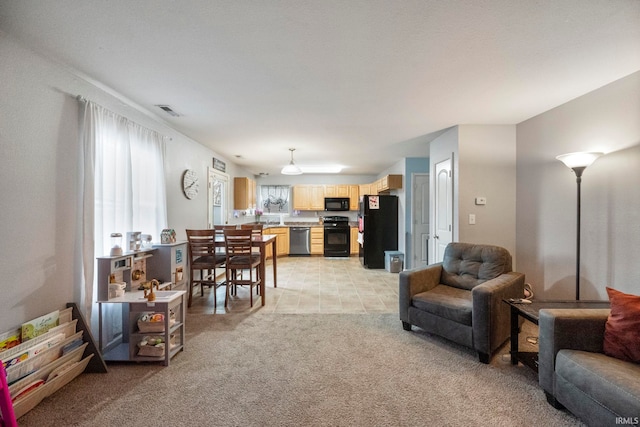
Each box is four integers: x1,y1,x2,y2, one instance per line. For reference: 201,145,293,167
259,222,358,228
263,222,322,228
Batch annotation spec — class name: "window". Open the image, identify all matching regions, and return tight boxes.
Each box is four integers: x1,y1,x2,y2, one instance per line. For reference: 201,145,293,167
78,100,167,323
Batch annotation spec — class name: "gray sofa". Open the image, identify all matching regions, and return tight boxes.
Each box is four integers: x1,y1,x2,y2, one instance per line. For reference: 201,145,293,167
539,308,640,426
399,242,524,363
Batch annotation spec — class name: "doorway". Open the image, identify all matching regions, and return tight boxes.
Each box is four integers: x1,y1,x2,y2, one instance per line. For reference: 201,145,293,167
411,173,429,269
207,168,230,227
432,157,453,263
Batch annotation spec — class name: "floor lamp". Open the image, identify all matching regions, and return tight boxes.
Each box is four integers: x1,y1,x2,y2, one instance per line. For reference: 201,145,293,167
556,152,603,300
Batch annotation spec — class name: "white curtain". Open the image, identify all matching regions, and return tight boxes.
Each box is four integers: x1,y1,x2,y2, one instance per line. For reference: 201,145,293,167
78,99,167,327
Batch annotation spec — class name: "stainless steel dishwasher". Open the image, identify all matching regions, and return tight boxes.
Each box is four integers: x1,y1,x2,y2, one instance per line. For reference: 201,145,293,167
289,227,311,256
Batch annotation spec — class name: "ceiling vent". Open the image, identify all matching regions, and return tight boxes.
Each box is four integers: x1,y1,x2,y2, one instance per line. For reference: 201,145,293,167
155,105,181,117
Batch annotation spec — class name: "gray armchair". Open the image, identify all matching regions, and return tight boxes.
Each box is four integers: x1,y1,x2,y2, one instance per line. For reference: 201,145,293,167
399,242,524,363
538,309,640,425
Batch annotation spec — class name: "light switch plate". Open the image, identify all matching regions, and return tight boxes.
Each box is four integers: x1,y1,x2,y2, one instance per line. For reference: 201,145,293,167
469,214,476,225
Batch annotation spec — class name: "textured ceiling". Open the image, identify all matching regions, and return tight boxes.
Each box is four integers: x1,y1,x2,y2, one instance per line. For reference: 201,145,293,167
1,0,639,175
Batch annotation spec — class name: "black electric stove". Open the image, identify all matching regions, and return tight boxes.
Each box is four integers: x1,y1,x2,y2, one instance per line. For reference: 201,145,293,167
323,216,350,257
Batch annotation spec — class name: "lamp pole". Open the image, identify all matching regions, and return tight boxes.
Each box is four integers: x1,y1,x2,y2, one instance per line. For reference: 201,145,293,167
572,166,585,301
556,151,603,301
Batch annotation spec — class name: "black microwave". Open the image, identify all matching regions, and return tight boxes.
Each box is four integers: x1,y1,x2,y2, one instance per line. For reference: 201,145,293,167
325,197,350,211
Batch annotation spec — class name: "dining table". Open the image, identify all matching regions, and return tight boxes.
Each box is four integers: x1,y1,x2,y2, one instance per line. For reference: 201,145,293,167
216,233,277,306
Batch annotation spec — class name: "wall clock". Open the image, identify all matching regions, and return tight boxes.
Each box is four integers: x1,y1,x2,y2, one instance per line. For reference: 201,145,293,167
182,169,199,200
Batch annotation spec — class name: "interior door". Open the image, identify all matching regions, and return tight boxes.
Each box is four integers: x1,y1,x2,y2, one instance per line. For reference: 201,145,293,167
411,173,429,269
433,158,453,263
208,168,230,227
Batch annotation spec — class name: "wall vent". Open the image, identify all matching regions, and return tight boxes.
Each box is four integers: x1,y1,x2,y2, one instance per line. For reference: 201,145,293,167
155,105,181,117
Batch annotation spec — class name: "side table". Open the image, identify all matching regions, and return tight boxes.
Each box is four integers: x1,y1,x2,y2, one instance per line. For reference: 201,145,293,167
504,299,610,371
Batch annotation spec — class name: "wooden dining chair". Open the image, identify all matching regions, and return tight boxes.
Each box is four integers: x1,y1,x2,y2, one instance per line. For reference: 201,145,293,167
214,225,237,256
224,228,262,307
240,223,263,256
240,223,264,235
186,229,228,308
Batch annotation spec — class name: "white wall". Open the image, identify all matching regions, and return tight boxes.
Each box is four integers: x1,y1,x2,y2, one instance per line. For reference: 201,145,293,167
458,125,517,259
429,126,517,263
516,71,640,300
0,35,247,330
165,141,253,235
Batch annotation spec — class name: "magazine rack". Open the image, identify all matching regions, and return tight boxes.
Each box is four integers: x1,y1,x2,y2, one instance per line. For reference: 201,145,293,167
0,303,105,421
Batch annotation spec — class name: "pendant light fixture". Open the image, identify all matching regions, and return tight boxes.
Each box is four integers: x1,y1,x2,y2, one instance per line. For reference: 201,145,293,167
281,148,303,175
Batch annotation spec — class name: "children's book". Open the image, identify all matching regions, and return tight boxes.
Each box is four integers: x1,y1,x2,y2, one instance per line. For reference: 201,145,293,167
10,379,44,403
21,310,60,341
0,329,21,353
27,333,65,358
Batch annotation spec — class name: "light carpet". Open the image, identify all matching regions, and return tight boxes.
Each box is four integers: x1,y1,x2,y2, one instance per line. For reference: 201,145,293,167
18,312,583,426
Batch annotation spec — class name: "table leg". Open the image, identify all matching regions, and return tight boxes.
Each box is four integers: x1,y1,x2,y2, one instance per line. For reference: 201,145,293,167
271,239,277,288
98,304,103,354
510,305,519,365
260,246,266,306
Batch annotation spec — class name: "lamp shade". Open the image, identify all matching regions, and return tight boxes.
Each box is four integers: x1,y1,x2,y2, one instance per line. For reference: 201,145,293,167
281,163,303,175
281,148,303,175
556,152,603,170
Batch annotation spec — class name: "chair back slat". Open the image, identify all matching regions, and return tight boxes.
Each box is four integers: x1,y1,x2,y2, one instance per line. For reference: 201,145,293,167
214,225,237,234
214,225,237,252
240,223,263,236
224,229,254,257
186,229,217,261
240,224,263,253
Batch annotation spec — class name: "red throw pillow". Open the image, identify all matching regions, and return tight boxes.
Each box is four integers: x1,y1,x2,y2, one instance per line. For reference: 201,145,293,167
603,287,640,363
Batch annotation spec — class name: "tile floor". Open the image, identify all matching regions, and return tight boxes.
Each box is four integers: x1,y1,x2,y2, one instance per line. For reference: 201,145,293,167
187,256,401,315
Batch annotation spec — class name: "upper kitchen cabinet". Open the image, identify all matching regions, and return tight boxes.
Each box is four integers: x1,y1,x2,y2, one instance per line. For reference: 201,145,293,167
293,184,359,211
359,183,373,196
292,185,324,210
349,185,359,210
324,185,350,198
377,174,402,193
234,177,256,210
360,175,402,195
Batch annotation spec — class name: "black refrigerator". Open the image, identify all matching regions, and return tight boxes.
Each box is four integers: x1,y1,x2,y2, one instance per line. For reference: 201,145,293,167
358,195,398,269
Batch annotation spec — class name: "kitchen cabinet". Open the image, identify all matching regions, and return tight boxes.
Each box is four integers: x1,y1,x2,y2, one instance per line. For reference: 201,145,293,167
310,226,324,255
292,185,324,210
376,174,403,193
293,180,397,210
349,185,359,210
350,227,359,255
359,175,402,196
323,185,335,197
292,185,309,210
294,184,357,211
324,185,349,198
265,227,289,258
359,183,373,196
234,177,256,210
